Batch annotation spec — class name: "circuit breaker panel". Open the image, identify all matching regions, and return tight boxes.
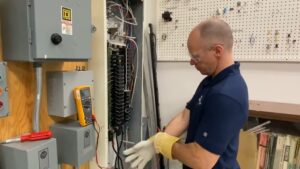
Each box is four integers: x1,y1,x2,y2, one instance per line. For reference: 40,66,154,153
0,0,91,62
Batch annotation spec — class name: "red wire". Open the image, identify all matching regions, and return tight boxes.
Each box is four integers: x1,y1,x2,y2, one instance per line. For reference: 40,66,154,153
93,115,112,169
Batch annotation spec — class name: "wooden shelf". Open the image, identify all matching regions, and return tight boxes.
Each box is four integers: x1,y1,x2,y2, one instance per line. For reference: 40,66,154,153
249,100,300,123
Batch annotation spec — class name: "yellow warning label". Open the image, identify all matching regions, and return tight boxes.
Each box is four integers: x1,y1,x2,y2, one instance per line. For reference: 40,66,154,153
62,7,72,22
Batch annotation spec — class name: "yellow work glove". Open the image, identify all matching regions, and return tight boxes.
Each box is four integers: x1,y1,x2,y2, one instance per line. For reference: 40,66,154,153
153,132,180,160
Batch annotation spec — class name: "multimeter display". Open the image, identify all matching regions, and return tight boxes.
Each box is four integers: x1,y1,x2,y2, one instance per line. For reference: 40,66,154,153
73,86,93,126
80,89,90,97
80,88,92,121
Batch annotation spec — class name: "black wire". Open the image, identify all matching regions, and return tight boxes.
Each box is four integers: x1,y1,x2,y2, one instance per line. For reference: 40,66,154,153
118,129,124,169
115,129,124,169
116,134,120,169
112,134,119,169
111,128,124,169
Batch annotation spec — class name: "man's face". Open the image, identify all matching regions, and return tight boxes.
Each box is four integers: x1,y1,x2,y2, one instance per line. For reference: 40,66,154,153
187,33,218,76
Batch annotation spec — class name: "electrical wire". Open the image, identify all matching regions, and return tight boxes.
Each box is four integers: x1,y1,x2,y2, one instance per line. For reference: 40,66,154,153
123,0,129,17
112,130,124,169
93,123,103,169
114,34,136,40
125,45,128,90
92,118,112,169
107,1,138,26
107,3,125,40
114,15,138,26
111,142,119,169
106,2,138,168
126,38,139,105
116,133,123,169
124,44,131,123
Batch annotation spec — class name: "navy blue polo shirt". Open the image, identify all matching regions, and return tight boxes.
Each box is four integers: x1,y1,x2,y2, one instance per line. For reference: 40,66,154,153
184,62,248,169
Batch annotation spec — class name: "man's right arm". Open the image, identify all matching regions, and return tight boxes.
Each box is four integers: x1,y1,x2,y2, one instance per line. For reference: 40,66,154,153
123,108,190,168
164,108,190,137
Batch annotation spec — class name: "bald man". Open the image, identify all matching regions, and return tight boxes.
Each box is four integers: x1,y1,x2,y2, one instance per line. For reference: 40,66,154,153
124,18,248,169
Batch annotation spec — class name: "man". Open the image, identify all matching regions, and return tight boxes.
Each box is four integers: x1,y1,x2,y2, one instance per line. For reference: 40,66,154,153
124,18,248,169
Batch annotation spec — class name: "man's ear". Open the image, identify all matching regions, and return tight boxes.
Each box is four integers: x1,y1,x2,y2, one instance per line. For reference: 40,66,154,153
214,44,224,58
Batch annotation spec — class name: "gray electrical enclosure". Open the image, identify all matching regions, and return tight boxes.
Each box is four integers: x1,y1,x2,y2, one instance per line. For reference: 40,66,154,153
0,138,58,169
0,62,9,118
0,0,91,62
50,121,95,168
47,71,94,117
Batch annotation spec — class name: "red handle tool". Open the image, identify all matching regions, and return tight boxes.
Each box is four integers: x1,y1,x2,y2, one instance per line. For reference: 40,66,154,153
0,131,52,144
20,131,52,142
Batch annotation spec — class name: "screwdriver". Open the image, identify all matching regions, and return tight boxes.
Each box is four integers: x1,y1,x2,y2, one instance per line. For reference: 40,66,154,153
0,131,52,144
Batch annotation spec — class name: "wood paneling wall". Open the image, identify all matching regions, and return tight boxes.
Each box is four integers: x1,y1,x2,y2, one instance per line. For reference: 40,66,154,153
0,26,90,169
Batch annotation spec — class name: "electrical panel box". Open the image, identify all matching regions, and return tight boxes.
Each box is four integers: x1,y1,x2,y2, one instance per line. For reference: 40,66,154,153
47,71,93,117
0,0,91,62
50,121,95,168
0,138,58,169
0,62,9,118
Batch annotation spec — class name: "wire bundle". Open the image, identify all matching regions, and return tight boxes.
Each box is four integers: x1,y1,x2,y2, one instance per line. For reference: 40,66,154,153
124,45,133,123
112,130,124,169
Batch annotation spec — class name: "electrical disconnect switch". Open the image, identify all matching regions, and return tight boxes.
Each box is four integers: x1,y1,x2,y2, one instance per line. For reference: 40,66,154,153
0,138,58,169
50,121,95,168
1,0,92,61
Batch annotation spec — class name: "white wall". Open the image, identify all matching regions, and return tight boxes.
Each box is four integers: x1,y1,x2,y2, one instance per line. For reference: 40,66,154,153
241,62,300,104
157,62,300,127
148,0,300,168
157,62,204,126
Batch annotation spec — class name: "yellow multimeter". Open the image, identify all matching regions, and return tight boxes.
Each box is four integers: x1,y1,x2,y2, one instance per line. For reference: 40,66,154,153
73,85,93,126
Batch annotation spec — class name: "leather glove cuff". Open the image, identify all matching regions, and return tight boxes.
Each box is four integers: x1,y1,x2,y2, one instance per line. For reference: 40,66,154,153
153,132,180,160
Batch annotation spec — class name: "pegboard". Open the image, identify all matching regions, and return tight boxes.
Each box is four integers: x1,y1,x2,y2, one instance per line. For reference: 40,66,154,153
156,0,300,62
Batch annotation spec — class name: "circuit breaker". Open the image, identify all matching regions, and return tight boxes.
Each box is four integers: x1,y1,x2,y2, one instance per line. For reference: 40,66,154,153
0,0,91,62
0,138,58,169
0,62,9,118
47,71,93,117
50,121,95,168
